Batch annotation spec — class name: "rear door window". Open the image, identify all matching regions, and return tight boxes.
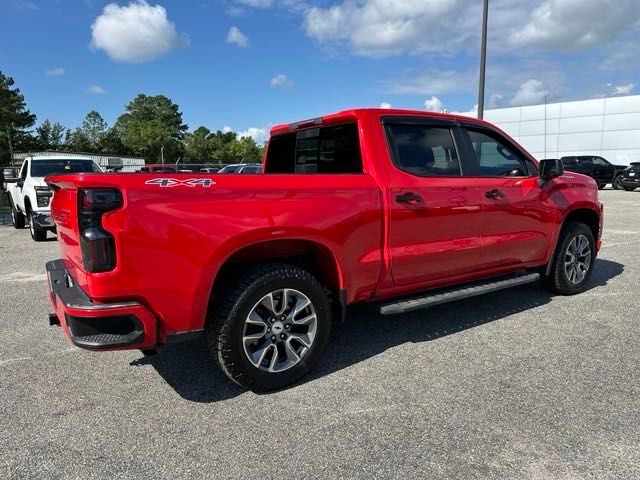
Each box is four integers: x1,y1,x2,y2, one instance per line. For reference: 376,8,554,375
384,124,462,177
265,122,363,174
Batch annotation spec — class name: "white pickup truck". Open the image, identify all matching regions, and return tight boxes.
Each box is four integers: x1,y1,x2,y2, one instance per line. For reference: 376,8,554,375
7,155,102,241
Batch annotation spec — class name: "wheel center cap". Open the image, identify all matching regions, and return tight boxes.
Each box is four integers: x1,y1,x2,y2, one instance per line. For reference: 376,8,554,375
272,321,284,334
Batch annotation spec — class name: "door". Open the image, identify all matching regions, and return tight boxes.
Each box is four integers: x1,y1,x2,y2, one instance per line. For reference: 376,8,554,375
384,120,485,286
16,160,29,211
459,126,553,270
590,156,615,183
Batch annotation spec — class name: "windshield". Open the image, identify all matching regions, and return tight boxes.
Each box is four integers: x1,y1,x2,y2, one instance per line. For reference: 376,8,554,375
31,159,102,177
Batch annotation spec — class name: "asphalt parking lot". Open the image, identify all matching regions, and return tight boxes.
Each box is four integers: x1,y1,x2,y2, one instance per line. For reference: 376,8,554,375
1,189,638,480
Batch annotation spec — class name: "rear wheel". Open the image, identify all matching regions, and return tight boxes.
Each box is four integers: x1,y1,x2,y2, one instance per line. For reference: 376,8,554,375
542,222,595,295
28,210,47,241
206,263,331,392
597,183,606,190
612,175,624,190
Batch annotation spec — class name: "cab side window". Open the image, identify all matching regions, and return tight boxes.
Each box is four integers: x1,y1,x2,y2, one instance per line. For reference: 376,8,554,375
465,129,531,177
385,124,462,177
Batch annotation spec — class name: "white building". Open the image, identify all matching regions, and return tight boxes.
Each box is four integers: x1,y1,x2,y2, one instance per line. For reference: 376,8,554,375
470,94,640,165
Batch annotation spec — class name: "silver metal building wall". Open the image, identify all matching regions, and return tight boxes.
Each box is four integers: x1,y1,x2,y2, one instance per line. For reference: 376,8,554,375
477,94,640,165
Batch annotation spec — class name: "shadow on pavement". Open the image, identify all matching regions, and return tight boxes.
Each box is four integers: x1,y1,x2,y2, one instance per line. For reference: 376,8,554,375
140,258,623,402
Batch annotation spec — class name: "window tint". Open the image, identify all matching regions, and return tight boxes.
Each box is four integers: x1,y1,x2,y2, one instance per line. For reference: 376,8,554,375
385,125,461,177
31,159,101,177
591,157,609,167
241,166,262,174
466,129,529,177
265,122,362,174
562,157,578,167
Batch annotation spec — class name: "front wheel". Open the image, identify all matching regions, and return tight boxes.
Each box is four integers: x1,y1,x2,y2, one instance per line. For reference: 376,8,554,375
29,211,47,241
207,263,331,392
11,203,26,229
542,222,595,295
612,175,624,190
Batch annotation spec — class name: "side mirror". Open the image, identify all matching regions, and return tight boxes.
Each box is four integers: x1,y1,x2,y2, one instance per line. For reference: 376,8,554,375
2,168,18,183
539,159,564,180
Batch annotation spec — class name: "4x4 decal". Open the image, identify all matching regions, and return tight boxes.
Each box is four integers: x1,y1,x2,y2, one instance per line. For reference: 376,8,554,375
145,178,215,188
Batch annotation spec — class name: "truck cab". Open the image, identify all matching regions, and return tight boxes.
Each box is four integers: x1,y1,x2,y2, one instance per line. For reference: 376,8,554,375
7,155,102,241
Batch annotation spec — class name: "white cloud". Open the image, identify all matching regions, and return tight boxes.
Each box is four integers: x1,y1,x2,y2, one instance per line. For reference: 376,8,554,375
301,0,640,58
390,70,475,95
511,0,640,50
90,1,188,63
270,73,294,89
45,67,65,77
222,125,233,133
612,83,635,95
487,93,504,109
87,84,107,95
303,0,464,57
237,127,269,144
236,0,273,6
226,26,249,47
380,102,392,109
510,79,548,106
424,96,444,112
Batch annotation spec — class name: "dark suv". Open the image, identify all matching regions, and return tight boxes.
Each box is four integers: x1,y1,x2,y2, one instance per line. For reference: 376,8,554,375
620,162,640,191
561,156,627,190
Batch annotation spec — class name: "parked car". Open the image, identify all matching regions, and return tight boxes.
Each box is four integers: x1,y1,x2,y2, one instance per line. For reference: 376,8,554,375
45,108,603,391
7,155,102,241
218,163,263,174
200,167,220,173
560,155,627,190
139,164,177,173
620,162,640,191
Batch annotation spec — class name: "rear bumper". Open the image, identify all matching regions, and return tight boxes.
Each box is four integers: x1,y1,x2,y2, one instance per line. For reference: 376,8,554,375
46,259,158,351
620,178,640,189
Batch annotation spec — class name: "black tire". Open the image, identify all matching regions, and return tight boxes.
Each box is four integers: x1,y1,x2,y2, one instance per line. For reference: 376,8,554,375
542,222,595,295
206,263,331,392
612,175,624,190
597,183,606,190
623,187,636,192
10,200,26,229
28,210,47,241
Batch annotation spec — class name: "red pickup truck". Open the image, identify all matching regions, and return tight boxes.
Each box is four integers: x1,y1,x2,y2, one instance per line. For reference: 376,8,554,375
46,109,603,391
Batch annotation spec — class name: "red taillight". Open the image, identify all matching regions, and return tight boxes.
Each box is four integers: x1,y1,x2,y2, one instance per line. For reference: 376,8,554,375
78,189,123,273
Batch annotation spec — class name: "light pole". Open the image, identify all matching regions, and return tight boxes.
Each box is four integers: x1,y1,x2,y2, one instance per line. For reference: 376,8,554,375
477,0,489,119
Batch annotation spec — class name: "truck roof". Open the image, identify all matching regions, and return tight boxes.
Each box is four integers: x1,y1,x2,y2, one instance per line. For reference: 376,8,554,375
270,108,489,136
25,154,100,161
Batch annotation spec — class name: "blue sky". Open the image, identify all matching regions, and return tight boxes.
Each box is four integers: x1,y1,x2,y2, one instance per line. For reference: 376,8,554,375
1,0,639,143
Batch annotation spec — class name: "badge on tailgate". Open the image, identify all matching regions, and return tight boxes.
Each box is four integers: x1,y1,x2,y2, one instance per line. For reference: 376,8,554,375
145,178,215,188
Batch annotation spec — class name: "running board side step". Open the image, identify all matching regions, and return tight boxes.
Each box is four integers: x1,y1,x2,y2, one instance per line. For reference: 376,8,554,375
380,272,540,315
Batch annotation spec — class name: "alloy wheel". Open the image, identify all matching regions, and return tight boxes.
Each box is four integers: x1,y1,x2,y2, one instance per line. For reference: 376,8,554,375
564,234,592,284
242,288,317,373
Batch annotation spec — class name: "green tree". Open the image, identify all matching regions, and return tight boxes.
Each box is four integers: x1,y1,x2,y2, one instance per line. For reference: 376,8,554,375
114,94,187,162
0,71,36,163
80,110,108,150
36,119,65,150
184,126,212,163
